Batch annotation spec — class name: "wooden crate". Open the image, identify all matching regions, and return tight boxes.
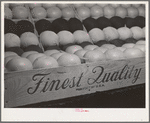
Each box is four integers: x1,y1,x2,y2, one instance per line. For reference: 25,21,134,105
4,57,145,108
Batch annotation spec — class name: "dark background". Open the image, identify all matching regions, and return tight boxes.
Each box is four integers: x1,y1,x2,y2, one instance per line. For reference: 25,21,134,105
17,83,145,108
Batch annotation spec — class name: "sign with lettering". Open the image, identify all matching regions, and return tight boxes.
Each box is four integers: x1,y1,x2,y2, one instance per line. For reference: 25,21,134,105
4,58,145,108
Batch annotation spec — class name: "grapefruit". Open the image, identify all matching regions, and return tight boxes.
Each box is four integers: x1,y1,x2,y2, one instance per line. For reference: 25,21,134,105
89,28,105,43
40,31,59,47
58,31,75,45
4,7,13,19
103,27,119,41
5,33,20,48
136,40,145,45
62,7,75,19
57,53,81,66
31,6,47,19
101,44,116,49
138,5,145,17
84,50,106,62
65,45,83,54
77,6,91,20
73,30,90,44
47,6,62,19
103,5,115,18
6,57,33,71
33,56,59,69
5,55,20,66
12,6,28,19
90,5,103,19
20,32,39,48
124,48,145,58
115,6,127,18
21,51,38,58
105,49,125,60
130,26,145,40
122,43,135,48
133,44,145,52
84,45,99,51
27,53,45,63
117,27,133,40
127,6,139,18
5,51,18,58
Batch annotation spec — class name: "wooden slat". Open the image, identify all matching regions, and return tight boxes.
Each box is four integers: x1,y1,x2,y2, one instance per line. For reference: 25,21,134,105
4,57,145,108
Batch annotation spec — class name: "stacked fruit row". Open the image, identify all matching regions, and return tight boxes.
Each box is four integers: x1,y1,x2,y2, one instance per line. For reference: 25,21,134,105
4,37,145,73
74,4,145,19
4,3,75,20
4,3,146,73
82,17,145,45
4,4,29,19
73,3,146,62
29,4,75,20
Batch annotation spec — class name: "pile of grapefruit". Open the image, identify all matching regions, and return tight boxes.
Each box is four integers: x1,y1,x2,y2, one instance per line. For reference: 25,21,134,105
4,3,146,72
28,3,75,19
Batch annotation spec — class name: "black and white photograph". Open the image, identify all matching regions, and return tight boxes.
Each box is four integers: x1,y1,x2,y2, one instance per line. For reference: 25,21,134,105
1,0,149,122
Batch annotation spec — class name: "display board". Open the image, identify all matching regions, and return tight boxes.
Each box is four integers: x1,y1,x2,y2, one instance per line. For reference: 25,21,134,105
4,57,145,108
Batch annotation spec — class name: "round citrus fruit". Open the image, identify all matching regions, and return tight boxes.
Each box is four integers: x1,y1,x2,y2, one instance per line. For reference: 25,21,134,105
84,50,106,62
58,31,75,45
65,45,83,54
57,53,81,66
21,51,38,58
122,43,135,48
27,53,45,63
103,27,119,41
5,33,21,48
77,6,91,20
124,48,145,58
89,28,105,43
12,6,28,19
73,30,90,44
31,6,47,19
105,49,125,60
62,7,75,19
103,5,115,18
20,32,39,48
33,56,59,69
6,57,33,71
47,6,62,19
4,7,13,19
40,31,59,47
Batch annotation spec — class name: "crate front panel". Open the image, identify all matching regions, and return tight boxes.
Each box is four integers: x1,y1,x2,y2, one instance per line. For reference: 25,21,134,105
4,58,145,108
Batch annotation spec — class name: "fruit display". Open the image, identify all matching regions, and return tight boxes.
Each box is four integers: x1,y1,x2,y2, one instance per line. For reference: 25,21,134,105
5,4,29,19
3,3,146,110
28,3,75,20
4,3,146,73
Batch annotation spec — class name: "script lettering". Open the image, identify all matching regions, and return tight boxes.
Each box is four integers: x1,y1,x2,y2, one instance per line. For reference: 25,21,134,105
27,72,83,94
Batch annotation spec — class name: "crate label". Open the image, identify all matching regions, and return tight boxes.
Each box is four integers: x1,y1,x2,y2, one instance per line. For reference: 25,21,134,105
4,58,145,107
27,64,142,95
